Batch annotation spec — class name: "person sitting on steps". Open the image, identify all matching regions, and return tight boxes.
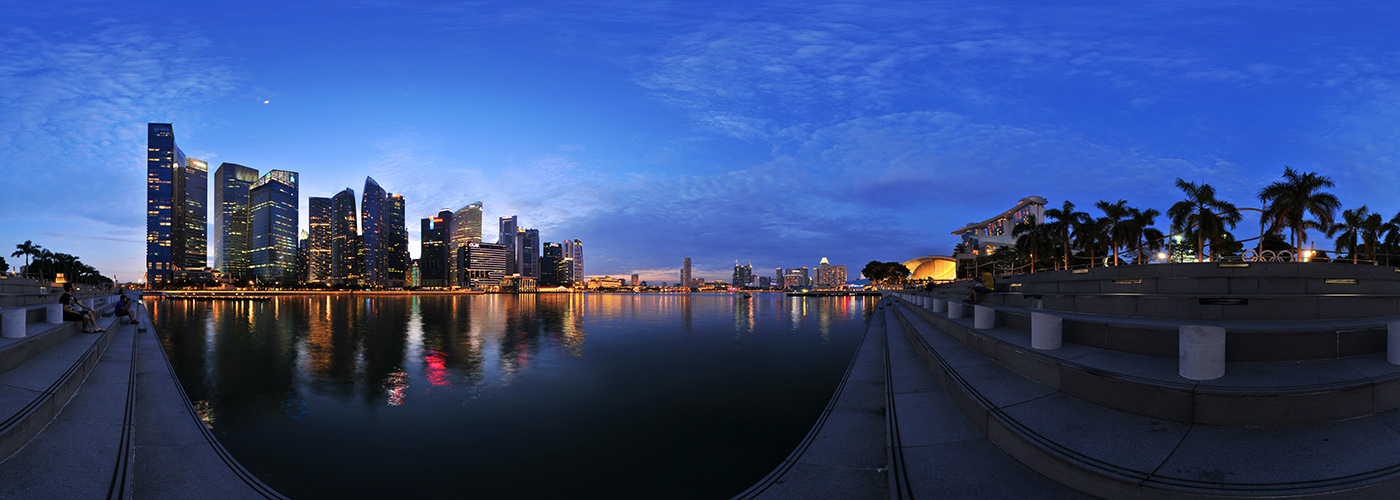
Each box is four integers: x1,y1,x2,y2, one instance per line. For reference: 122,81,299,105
966,271,994,304
113,295,138,325
60,282,103,333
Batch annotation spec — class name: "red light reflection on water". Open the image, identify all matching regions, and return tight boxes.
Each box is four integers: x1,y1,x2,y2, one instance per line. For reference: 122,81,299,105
384,369,409,406
424,348,451,386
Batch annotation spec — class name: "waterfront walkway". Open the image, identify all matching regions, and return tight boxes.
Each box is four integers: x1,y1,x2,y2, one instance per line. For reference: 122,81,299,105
0,278,284,499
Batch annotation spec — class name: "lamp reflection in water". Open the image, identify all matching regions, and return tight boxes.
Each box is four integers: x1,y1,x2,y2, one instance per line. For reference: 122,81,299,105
383,369,408,406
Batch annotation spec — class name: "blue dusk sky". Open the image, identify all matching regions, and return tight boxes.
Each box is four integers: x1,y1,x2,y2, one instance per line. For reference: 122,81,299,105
3,1,1400,284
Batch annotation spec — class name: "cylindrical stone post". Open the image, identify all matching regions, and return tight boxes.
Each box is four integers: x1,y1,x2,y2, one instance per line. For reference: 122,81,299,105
1388,321,1400,365
2,309,25,338
1031,312,1062,350
46,303,63,325
930,298,945,313
947,301,965,319
974,305,995,329
1179,325,1226,380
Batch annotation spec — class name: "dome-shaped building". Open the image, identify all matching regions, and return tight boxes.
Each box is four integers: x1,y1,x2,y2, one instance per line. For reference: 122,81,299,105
903,256,957,282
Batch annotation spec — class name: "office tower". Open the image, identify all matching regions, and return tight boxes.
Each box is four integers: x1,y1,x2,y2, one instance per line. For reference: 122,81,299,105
382,194,407,286
408,260,421,288
681,258,692,288
732,262,752,287
571,239,583,282
631,274,640,286
776,268,783,284
420,210,451,288
330,188,360,283
462,241,510,287
308,197,332,282
816,257,847,287
361,177,386,286
212,162,258,282
519,228,540,278
146,123,211,284
248,170,299,283
177,158,208,271
296,231,310,283
498,216,518,274
449,202,483,285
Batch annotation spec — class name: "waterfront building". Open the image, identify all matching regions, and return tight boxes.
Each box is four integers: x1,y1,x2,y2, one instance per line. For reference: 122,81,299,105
463,241,510,288
361,177,386,286
296,231,310,283
816,257,847,288
499,275,537,293
540,242,573,287
732,262,753,287
498,216,519,275
307,197,332,282
419,211,451,288
382,194,408,287
780,267,811,289
248,170,299,283
330,188,361,284
681,258,693,288
519,228,540,278
408,260,420,288
212,162,258,282
950,196,1048,256
146,123,209,285
632,274,640,286
571,239,583,283
449,202,483,285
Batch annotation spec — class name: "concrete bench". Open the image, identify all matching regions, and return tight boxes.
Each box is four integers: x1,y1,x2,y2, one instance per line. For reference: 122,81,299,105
0,294,117,339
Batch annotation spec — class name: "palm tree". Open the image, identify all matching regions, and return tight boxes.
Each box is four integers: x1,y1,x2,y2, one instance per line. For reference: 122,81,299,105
1124,207,1164,264
1383,212,1400,266
1095,200,1131,266
1013,215,1050,273
11,240,41,279
1044,200,1086,270
1071,212,1101,268
1168,179,1242,262
1363,211,1384,265
1331,206,1368,264
1258,167,1340,261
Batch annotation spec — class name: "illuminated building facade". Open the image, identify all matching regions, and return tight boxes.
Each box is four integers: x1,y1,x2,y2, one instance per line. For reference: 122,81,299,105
330,188,361,284
950,196,1048,255
463,242,510,288
498,216,519,274
213,162,258,282
308,197,332,282
146,123,209,284
732,262,753,287
519,228,540,278
449,202,482,285
382,194,407,286
540,242,573,287
248,170,299,283
570,239,583,282
420,211,451,288
816,257,847,287
681,258,693,287
361,177,386,286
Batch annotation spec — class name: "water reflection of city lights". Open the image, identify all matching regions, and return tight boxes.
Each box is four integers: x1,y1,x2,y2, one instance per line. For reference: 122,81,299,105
281,392,309,419
384,369,409,406
424,348,451,386
193,400,217,429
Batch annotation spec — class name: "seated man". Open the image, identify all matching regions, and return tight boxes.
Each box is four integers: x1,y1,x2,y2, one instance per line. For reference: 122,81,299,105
967,271,994,304
60,282,103,333
113,295,138,325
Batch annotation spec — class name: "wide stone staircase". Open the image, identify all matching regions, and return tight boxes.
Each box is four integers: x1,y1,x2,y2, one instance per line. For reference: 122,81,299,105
0,276,286,499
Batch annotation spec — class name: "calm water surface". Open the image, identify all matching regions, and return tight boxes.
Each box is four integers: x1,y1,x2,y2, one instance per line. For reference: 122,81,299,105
149,293,874,499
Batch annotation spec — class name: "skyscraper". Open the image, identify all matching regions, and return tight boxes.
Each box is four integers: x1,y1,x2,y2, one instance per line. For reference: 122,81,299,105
816,257,847,288
732,262,752,287
681,258,692,288
382,194,408,286
498,216,519,274
361,177,386,287
248,170,299,283
212,162,258,282
308,197,332,282
449,202,483,285
420,210,451,288
146,123,208,284
462,241,510,287
570,239,583,283
519,228,540,278
330,188,361,283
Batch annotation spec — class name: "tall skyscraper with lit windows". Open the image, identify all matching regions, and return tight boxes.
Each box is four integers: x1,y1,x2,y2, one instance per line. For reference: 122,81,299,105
382,194,408,285
248,170,299,283
420,210,451,288
330,188,361,283
213,162,258,282
308,197,332,282
498,215,518,274
146,123,208,285
361,177,386,286
449,202,482,285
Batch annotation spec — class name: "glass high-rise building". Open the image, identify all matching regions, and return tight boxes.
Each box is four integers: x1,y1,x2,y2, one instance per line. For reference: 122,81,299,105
308,197,332,282
564,239,583,283
213,162,258,282
248,170,299,283
382,194,408,285
498,216,518,275
519,228,540,278
681,258,692,288
732,262,753,287
420,210,451,288
146,123,209,284
361,177,386,287
463,242,510,288
330,188,361,283
449,202,482,285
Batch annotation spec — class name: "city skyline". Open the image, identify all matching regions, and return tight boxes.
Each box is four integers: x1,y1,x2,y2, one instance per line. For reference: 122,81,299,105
9,3,1400,284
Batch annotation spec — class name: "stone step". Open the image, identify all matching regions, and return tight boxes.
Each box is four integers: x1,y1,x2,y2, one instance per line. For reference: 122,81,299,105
897,295,1400,426
889,299,1400,499
0,314,117,463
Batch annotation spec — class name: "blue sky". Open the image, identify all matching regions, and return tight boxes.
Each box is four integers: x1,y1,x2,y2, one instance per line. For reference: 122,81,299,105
4,1,1400,284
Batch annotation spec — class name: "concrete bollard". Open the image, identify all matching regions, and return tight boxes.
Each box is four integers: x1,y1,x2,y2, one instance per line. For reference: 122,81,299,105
1179,325,1226,380
948,301,965,319
1031,312,1062,350
974,305,995,329
46,303,64,325
1389,321,1400,365
2,309,25,339
930,298,945,313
